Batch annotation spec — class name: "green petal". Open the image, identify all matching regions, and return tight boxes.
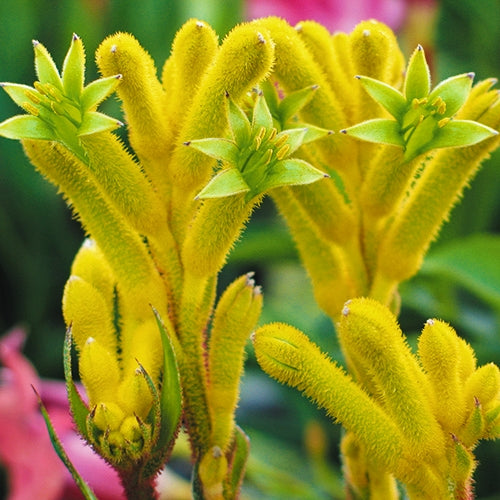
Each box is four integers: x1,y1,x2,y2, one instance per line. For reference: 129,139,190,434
279,84,319,123
196,168,250,199
341,118,404,147
0,83,40,112
33,40,63,91
357,76,407,121
81,75,122,111
256,158,327,195
302,124,332,145
62,34,85,101
227,96,251,145
404,115,438,161
428,73,474,117
428,120,498,150
78,111,123,136
404,45,431,101
185,137,239,164
0,115,55,140
277,127,308,155
252,93,273,132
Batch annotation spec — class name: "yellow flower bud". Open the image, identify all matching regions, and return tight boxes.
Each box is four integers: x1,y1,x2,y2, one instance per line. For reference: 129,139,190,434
79,337,121,405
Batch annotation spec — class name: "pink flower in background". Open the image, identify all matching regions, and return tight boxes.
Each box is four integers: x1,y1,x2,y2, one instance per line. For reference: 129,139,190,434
0,328,123,500
245,0,407,33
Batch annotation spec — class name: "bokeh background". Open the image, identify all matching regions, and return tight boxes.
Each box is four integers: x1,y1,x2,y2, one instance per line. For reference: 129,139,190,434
1,0,499,498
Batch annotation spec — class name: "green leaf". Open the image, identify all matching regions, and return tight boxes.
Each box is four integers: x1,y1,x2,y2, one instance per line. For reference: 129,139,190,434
81,75,122,111
341,118,404,147
225,426,250,499
152,308,182,454
34,388,98,500
63,326,90,440
33,40,63,91
78,111,123,136
429,73,474,117
186,137,239,164
357,76,407,121
404,115,437,161
0,115,55,140
256,158,327,195
421,234,500,310
62,34,85,101
429,120,498,150
279,85,319,123
196,168,250,199
404,45,431,101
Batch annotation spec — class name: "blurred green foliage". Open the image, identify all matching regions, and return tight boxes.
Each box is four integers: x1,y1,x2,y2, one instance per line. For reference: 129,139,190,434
0,1,499,498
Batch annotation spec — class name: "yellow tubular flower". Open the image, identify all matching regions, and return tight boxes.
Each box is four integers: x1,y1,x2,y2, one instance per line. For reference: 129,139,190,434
22,140,165,305
338,299,444,462
252,322,406,474
69,239,115,309
163,19,219,137
373,92,500,291
62,276,117,354
169,23,275,197
418,319,467,432
96,32,171,193
79,132,165,238
254,17,357,188
79,337,121,406
296,21,358,124
207,274,262,451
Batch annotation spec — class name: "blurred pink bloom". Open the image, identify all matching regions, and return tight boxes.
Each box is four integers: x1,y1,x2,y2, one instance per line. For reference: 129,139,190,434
245,0,407,33
0,327,123,500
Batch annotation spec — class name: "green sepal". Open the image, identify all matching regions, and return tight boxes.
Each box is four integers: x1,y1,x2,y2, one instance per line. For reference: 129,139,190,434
428,120,498,150
224,426,250,499
63,325,91,441
279,84,319,123
196,168,250,199
404,45,431,102
80,75,123,111
428,73,474,117
33,40,63,91
152,307,182,455
0,115,55,140
357,76,407,121
62,34,85,101
186,137,239,164
78,111,123,136
256,158,327,195
227,96,251,145
342,118,404,147
33,387,97,500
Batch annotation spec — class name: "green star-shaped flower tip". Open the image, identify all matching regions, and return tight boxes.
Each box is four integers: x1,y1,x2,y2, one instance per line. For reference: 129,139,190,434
0,34,122,157
185,87,330,202
342,45,498,161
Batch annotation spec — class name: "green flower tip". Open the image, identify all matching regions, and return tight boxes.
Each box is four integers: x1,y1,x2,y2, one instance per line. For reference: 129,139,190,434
188,87,330,202
342,45,498,161
0,35,122,152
